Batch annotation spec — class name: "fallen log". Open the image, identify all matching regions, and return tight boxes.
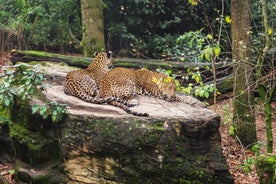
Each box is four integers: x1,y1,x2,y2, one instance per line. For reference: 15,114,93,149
11,50,91,68
10,50,232,73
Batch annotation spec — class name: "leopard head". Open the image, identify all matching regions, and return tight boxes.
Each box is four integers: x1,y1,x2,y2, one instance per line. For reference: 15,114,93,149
152,75,176,101
88,51,112,70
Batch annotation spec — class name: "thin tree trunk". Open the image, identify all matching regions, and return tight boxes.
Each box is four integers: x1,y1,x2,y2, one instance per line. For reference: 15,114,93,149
231,0,257,146
81,0,105,57
256,0,274,153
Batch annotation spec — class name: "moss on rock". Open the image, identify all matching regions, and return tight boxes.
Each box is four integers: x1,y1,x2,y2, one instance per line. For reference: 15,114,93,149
8,97,61,166
10,121,60,165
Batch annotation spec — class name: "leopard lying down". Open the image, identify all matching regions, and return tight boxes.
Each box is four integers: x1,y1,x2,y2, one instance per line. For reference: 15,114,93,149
93,67,205,116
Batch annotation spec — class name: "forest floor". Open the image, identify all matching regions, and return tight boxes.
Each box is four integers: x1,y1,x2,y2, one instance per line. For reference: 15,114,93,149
212,99,276,184
0,52,276,184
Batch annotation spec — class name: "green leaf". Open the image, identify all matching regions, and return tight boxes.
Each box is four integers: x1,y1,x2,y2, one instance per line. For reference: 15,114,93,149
56,106,63,113
201,47,213,62
199,89,205,97
25,78,31,85
204,91,209,98
32,105,40,114
192,73,201,84
3,96,11,107
51,114,57,122
175,80,180,87
207,34,213,40
229,125,235,136
39,106,48,116
51,111,58,122
8,169,15,175
214,44,221,57
18,86,25,95
251,144,260,156
204,54,210,62
165,69,172,75
209,85,214,92
42,113,48,119
181,86,192,94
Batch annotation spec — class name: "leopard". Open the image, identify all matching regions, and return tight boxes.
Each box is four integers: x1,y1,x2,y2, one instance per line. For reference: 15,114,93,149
64,51,122,104
94,67,205,116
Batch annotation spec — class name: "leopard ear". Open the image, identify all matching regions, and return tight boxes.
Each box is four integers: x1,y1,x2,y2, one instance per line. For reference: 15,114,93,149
106,50,112,59
93,51,99,57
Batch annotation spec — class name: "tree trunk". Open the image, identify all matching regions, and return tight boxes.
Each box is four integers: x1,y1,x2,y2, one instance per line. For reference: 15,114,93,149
231,0,257,146
81,0,105,56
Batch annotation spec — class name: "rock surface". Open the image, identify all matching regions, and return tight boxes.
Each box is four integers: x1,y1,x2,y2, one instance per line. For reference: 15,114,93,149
9,62,233,183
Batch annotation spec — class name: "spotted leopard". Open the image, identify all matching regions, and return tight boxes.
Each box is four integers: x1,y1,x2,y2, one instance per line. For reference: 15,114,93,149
64,51,121,103
95,67,205,116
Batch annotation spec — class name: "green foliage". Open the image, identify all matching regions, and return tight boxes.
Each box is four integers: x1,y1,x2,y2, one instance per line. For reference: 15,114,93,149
1,0,232,57
146,29,222,62
0,64,68,123
176,29,206,62
0,64,44,108
0,70,17,107
243,157,256,173
32,102,68,122
251,141,266,156
229,125,235,136
8,169,15,175
147,30,207,61
146,34,179,59
181,67,215,99
0,0,82,52
255,154,276,184
251,0,275,153
242,141,265,173
104,0,230,58
156,67,214,99
194,84,214,98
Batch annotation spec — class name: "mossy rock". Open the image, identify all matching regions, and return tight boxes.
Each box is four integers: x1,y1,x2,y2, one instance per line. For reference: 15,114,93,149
10,122,60,165
0,106,13,154
8,98,61,165
63,113,232,184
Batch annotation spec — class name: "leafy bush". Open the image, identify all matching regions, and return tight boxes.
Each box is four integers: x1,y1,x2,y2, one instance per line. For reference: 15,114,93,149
0,64,68,123
104,0,230,58
157,67,214,99
0,0,82,52
146,34,179,59
147,29,222,62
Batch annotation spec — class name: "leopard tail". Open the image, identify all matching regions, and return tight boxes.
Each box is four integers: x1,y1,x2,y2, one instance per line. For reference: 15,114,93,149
109,101,149,117
174,94,206,108
85,96,126,104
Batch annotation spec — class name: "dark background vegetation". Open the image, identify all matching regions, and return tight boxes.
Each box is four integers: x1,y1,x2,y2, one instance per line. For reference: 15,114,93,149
1,0,274,61
0,0,232,59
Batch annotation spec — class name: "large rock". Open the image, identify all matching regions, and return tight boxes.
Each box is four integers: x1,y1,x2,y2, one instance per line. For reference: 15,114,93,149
10,62,233,183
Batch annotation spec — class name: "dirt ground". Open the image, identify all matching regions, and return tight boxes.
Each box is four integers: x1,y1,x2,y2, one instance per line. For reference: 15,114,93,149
0,52,276,184
213,99,276,184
